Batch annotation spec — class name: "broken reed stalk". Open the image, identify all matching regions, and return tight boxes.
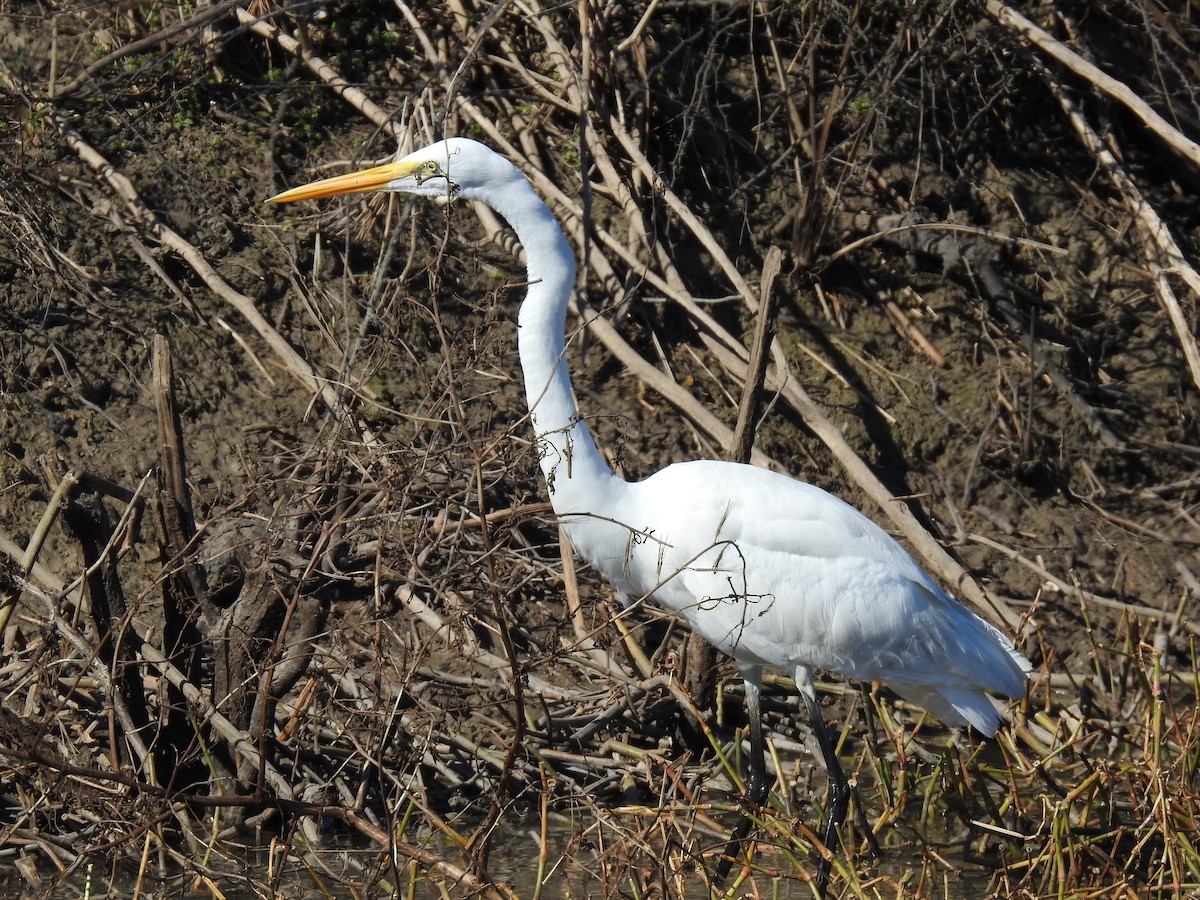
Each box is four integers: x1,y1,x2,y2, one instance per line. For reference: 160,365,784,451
729,247,785,465
151,336,208,787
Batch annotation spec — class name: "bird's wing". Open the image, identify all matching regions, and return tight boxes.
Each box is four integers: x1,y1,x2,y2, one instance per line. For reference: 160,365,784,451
615,460,1026,695
622,458,931,594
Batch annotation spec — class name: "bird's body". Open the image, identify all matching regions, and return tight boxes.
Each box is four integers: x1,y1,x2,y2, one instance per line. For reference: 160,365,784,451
270,137,1030,890
578,459,1027,733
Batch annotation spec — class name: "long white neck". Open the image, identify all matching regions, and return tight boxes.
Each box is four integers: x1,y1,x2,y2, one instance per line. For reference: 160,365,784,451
484,176,620,512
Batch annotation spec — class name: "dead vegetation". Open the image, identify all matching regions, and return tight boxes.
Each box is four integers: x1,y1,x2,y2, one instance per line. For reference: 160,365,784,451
1,0,1199,896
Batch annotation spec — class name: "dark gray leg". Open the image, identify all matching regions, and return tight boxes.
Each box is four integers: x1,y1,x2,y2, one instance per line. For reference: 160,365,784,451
715,669,767,881
800,688,850,895
799,683,883,893
743,673,768,806
716,670,880,893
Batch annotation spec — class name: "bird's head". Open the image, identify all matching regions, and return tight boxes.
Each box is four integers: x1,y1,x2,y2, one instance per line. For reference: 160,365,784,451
267,137,521,205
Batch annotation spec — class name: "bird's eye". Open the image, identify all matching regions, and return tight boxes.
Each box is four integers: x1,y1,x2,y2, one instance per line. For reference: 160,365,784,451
414,160,442,184
417,159,446,183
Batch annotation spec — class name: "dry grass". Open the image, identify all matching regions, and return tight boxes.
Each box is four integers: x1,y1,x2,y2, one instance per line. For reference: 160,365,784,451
1,0,1199,897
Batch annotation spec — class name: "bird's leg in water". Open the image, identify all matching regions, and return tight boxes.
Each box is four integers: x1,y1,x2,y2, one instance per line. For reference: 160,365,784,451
799,688,882,893
801,688,848,892
714,673,883,892
715,670,768,882
743,674,769,806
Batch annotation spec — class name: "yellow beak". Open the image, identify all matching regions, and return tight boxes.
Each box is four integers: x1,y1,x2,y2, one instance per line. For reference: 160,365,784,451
267,160,422,203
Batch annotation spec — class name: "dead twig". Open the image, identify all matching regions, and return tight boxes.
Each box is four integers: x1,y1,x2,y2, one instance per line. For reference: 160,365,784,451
234,7,402,141
986,1,1200,172
1046,78,1200,395
52,0,244,98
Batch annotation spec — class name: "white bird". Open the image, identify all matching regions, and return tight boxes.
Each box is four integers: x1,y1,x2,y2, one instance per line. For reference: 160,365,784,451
269,137,1031,891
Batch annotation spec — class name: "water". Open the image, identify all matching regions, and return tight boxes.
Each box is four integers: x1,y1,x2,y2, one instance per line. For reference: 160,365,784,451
0,810,1002,898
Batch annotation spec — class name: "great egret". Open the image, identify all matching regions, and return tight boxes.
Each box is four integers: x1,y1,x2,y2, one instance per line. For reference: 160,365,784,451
269,137,1031,890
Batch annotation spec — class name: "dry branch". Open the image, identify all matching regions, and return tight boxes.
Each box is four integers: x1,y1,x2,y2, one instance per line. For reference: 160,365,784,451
1047,78,1200,395
986,1,1200,172
233,7,403,141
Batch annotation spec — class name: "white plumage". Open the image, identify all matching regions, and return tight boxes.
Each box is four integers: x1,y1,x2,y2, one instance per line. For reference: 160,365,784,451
270,137,1030,890
599,460,1027,729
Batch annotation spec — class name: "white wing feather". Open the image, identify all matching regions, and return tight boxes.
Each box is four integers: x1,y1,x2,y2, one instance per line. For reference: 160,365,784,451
570,458,1028,733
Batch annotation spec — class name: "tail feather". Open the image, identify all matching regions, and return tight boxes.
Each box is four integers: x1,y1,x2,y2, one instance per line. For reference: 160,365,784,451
888,683,1010,737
